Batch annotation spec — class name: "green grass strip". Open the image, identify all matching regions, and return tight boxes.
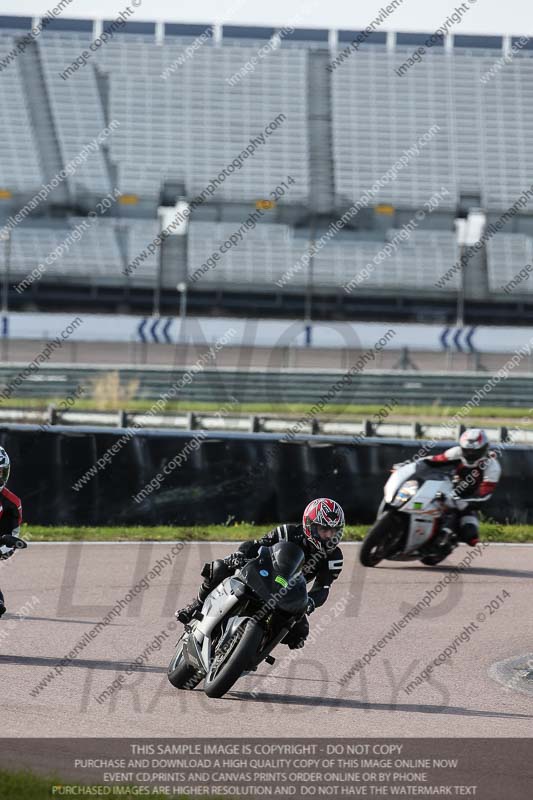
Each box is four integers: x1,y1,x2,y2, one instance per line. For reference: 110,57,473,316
3,396,533,425
23,523,533,543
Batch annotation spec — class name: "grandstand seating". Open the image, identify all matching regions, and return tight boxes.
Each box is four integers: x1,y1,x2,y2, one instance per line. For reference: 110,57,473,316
317,229,460,290
188,222,309,286
38,35,112,196
0,16,532,302
9,218,161,285
98,40,189,197
0,34,43,192
187,222,460,290
332,47,533,212
487,234,533,293
33,33,533,214
1,23,533,213
124,218,160,282
332,49,456,211
10,219,122,281
92,41,309,201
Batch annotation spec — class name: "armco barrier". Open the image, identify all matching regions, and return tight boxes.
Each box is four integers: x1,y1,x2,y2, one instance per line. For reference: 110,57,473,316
1,426,529,526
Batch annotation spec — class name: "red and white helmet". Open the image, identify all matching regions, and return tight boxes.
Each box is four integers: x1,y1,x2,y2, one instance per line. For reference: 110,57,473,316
302,497,345,555
459,428,489,466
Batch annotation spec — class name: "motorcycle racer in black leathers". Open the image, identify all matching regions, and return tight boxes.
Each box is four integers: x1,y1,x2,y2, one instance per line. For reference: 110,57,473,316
176,498,345,649
0,447,25,618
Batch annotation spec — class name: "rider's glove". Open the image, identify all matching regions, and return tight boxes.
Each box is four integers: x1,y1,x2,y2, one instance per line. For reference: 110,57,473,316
434,491,464,510
306,598,316,616
224,552,247,570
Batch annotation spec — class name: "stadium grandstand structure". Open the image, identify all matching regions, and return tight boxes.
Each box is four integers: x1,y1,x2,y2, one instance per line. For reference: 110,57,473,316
1,16,533,322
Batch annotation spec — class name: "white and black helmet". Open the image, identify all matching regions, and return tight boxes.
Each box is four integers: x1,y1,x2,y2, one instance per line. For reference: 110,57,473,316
459,429,489,466
0,447,10,489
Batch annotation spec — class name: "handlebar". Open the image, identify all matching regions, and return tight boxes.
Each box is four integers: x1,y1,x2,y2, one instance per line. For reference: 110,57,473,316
433,491,461,508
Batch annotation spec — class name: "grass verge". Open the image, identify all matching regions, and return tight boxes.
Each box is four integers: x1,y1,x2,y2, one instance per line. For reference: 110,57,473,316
24,523,533,543
0,770,217,800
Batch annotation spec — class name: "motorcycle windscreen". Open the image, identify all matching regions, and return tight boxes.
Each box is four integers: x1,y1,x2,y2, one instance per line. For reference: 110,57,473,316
415,461,455,481
270,541,305,579
239,543,306,612
275,576,308,615
239,554,279,602
269,541,308,615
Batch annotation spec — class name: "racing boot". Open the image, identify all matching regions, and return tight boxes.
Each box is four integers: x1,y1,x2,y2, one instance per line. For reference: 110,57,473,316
175,598,202,624
282,616,309,650
458,523,479,547
439,525,454,544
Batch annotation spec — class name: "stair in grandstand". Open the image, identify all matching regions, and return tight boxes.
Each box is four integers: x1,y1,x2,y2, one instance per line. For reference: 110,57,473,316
114,222,130,279
17,38,70,204
307,51,336,215
93,65,119,192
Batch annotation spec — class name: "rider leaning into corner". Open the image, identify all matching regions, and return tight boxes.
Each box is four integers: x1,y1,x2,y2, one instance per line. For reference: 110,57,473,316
176,497,345,650
417,428,501,547
0,447,25,618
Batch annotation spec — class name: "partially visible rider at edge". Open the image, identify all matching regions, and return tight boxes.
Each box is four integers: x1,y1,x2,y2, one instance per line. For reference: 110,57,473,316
176,498,345,650
408,428,501,547
0,447,24,619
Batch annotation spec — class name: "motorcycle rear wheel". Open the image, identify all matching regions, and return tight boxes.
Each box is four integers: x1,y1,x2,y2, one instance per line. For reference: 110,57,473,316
204,619,263,699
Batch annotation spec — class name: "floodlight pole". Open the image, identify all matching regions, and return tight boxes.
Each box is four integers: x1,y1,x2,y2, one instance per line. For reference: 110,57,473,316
152,212,164,319
456,241,465,328
177,281,187,343
305,214,317,347
1,230,10,314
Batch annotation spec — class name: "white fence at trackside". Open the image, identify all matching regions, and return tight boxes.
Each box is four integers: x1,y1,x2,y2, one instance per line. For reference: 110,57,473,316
2,312,533,354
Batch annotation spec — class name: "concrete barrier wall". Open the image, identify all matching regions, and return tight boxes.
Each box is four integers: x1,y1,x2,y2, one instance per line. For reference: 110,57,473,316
1,427,528,526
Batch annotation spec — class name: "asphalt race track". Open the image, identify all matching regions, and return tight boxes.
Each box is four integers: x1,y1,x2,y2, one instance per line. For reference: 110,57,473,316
1,541,532,737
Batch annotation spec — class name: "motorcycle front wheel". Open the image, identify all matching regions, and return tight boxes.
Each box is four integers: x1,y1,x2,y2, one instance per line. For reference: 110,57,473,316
360,510,404,567
204,619,263,699
167,634,203,690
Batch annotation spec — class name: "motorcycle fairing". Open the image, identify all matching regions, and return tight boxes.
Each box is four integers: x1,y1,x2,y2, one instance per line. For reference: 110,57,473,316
383,465,455,555
384,463,417,503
